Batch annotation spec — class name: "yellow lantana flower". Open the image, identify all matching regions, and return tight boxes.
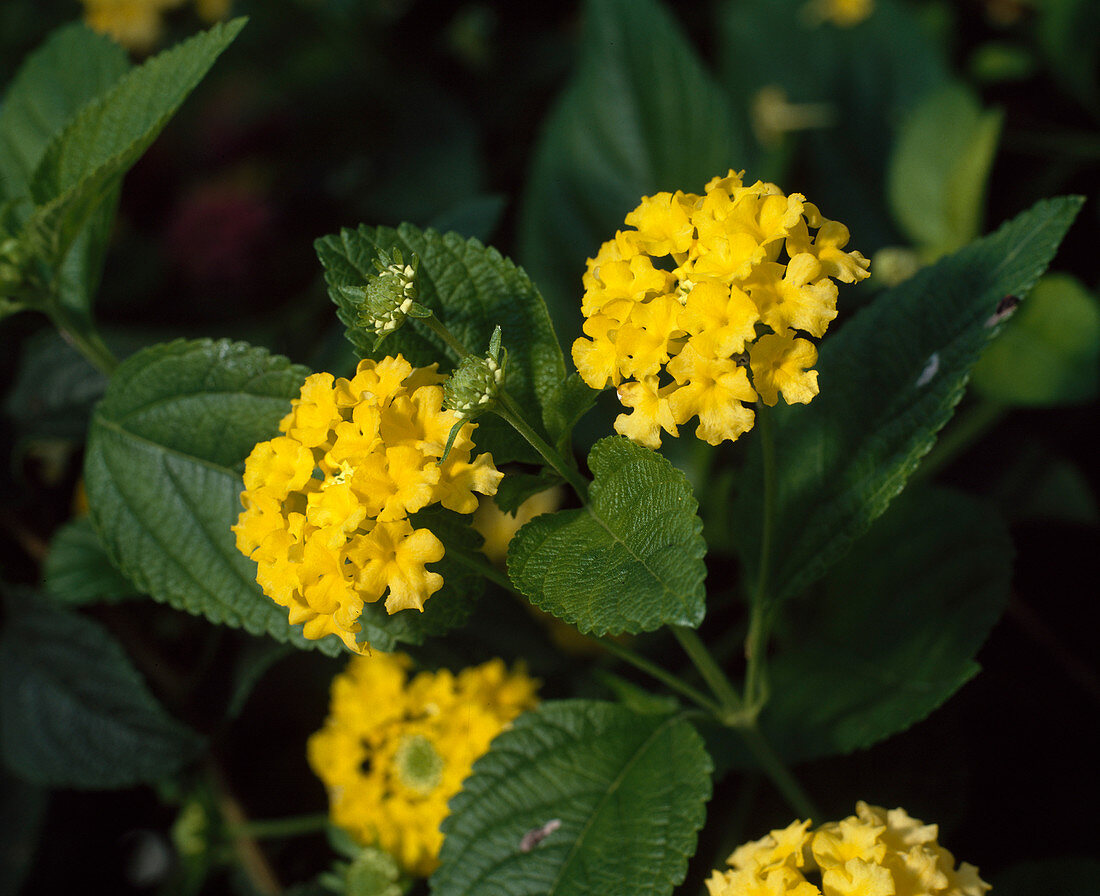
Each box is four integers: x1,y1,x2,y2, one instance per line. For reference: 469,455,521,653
233,356,503,653
307,651,539,877
804,0,875,27
572,170,869,448
80,0,232,53
707,803,990,896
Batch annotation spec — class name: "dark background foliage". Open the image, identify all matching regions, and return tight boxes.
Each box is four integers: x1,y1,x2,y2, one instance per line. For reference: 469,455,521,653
1,0,1097,894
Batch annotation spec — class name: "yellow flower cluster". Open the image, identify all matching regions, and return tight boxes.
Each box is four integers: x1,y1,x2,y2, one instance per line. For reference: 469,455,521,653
307,651,539,877
81,0,231,53
233,356,503,654
707,803,990,896
571,170,869,448
810,0,875,28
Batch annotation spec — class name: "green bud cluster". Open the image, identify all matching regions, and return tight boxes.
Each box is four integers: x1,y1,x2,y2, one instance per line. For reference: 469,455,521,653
352,247,431,347
440,326,507,462
444,326,506,417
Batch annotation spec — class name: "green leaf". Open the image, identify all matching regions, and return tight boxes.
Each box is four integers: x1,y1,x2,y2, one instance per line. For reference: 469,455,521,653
0,25,130,324
716,0,950,245
1037,0,1100,114
517,0,744,337
44,517,140,606
0,24,130,202
971,273,1100,406
431,700,711,896
756,487,1012,763
85,338,480,655
0,594,204,788
83,338,343,654
315,222,566,464
508,436,706,635
543,373,599,454
3,328,108,441
733,196,1082,607
24,19,245,270
888,83,1003,256
493,470,562,516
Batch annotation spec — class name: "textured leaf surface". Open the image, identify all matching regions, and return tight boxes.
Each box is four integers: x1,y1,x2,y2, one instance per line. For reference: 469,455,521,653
756,487,1012,762
84,338,478,654
0,25,130,323
508,437,706,635
44,517,139,606
518,0,743,335
25,20,243,268
971,273,1100,406
888,83,1002,255
431,700,711,896
0,595,204,788
0,24,129,202
83,338,342,653
733,197,1081,606
316,223,565,464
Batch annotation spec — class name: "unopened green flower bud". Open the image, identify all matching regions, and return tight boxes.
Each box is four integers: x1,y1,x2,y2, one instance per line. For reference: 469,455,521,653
440,326,506,462
444,326,506,417
352,248,431,347
343,845,403,896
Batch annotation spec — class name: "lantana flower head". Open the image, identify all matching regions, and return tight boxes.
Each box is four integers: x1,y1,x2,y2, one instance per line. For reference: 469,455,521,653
572,170,869,447
233,355,503,653
81,0,231,53
707,803,990,896
307,651,539,877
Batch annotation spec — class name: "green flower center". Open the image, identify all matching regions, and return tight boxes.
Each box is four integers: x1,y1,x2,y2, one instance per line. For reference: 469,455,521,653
394,734,444,795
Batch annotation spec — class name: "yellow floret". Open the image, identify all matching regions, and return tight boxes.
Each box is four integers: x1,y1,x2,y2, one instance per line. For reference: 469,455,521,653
307,652,539,877
708,805,988,896
233,356,501,652
572,170,869,448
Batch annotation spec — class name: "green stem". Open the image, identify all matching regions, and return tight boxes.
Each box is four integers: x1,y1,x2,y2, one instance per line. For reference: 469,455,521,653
419,311,590,501
913,399,1007,482
596,636,723,716
55,318,119,376
736,724,820,821
672,626,744,722
421,313,471,359
227,813,330,841
745,404,777,709
496,391,590,501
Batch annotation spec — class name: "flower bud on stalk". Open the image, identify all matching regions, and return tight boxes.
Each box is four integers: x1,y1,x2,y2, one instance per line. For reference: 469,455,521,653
342,247,432,348
442,326,506,462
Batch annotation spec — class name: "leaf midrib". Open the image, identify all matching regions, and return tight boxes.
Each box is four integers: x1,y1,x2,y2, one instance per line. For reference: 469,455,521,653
547,712,679,894
583,465,698,620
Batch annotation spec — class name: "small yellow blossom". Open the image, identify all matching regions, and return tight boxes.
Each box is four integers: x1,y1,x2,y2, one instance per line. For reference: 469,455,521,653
572,171,868,447
307,651,539,877
707,804,990,896
80,0,231,53
234,356,502,653
804,0,875,28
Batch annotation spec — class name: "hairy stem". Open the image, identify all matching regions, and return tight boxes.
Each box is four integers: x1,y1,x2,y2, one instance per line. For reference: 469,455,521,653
496,391,590,501
597,636,724,716
745,404,777,709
